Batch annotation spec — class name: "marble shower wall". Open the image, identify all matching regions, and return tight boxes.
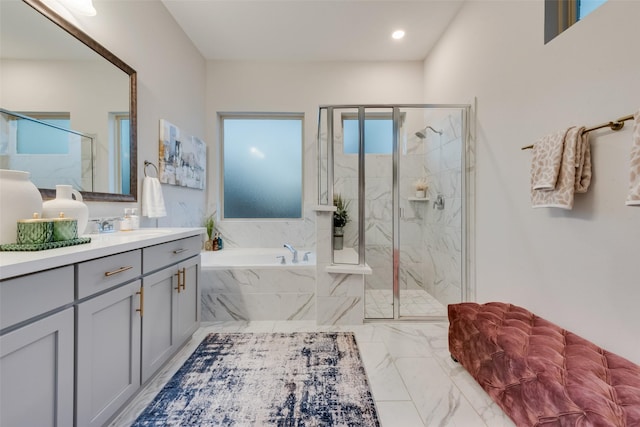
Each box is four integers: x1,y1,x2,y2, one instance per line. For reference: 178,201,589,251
421,111,463,306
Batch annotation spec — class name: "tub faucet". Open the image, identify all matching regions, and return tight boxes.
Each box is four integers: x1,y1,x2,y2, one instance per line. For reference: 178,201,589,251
284,244,298,263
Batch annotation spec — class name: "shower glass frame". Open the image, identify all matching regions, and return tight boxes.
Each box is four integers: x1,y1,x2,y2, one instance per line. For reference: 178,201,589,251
318,104,472,320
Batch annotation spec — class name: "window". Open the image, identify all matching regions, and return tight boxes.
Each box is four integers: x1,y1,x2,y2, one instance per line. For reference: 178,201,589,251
221,114,303,219
544,0,607,44
342,115,394,155
341,112,406,154
110,113,130,194
15,112,71,154
578,0,607,19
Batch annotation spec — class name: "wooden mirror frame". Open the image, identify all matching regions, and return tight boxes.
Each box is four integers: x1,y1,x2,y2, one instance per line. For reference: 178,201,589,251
24,0,137,202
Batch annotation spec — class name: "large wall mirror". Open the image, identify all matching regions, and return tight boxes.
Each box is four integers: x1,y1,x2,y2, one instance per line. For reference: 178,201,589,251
0,0,137,202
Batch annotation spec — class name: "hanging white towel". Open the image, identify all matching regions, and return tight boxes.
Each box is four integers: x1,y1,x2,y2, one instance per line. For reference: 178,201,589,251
142,176,167,218
531,126,591,210
625,109,640,206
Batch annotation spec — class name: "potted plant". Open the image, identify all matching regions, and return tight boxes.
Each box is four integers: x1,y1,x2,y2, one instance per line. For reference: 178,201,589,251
333,193,350,250
414,177,428,198
204,214,215,251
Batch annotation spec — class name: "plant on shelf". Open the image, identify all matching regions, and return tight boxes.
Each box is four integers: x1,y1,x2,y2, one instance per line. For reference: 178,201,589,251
204,214,215,251
333,193,350,250
413,177,429,198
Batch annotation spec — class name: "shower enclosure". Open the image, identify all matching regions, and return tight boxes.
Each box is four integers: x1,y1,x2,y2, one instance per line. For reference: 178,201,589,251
317,104,471,320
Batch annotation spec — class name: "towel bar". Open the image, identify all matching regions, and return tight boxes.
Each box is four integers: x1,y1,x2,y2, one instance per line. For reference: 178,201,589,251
521,113,635,150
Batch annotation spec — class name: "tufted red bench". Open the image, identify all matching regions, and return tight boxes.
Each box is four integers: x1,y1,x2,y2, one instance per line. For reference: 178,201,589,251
448,302,640,426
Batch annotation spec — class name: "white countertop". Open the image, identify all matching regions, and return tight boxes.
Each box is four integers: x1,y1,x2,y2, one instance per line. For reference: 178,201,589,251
0,228,205,280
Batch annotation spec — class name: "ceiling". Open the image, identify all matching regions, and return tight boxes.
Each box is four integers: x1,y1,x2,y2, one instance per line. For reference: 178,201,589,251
160,0,466,61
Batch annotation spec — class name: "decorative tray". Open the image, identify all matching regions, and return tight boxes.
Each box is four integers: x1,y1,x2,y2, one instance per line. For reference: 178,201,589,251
0,237,92,252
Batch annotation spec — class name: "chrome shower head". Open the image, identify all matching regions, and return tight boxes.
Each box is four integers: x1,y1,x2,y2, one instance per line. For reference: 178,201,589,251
415,125,443,139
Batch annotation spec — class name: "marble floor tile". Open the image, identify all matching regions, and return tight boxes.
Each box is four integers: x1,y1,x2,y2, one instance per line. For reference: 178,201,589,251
357,341,411,401
109,321,512,427
396,356,496,426
376,401,425,427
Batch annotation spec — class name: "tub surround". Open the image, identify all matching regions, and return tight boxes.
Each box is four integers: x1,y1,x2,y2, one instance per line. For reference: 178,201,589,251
200,217,372,325
201,265,316,322
201,247,316,269
200,248,316,321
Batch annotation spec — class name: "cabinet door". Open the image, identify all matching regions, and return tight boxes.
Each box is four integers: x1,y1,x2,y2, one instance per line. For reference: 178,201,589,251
175,255,200,345
76,281,142,427
141,268,178,384
0,308,74,427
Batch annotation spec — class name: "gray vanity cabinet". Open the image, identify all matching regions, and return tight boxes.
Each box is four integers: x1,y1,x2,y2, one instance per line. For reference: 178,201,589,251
141,237,201,383
0,266,75,427
0,229,203,427
174,255,200,344
76,250,143,427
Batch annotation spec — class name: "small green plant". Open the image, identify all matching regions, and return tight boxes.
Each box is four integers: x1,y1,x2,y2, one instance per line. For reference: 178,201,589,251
333,193,350,229
204,214,215,240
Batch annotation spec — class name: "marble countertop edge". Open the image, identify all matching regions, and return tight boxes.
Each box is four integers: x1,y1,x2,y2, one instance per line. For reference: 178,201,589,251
0,227,205,280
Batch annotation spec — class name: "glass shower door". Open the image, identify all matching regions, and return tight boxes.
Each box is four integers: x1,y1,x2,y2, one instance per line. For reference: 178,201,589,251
362,107,395,319
397,107,465,318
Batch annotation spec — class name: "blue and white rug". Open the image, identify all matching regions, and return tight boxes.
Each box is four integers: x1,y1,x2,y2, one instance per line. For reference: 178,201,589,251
132,332,380,426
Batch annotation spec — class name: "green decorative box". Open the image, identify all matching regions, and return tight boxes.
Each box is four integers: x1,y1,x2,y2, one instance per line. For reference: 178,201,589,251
17,218,53,244
52,218,78,241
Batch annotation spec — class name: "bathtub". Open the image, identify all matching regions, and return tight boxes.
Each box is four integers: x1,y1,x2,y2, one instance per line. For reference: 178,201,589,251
201,247,315,270
200,248,316,322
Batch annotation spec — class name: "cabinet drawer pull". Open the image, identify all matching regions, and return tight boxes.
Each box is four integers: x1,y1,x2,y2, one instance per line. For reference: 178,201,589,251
104,266,134,277
175,271,182,293
136,287,144,317
173,248,187,254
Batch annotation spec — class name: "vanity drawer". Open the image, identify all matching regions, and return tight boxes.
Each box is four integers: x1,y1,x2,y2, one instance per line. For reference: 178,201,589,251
1,266,74,331
142,236,201,273
78,250,141,299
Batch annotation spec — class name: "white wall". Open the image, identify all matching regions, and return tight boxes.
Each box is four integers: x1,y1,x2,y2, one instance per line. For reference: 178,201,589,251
69,0,207,224
423,0,640,363
206,61,424,247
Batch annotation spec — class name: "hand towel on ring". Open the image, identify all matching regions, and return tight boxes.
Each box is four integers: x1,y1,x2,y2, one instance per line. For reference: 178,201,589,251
142,176,167,218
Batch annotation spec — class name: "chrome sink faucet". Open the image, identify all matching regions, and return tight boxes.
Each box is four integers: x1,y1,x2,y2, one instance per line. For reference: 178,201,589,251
283,244,298,264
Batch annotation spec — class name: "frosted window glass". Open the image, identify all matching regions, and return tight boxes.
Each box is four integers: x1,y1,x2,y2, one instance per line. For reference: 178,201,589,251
17,118,70,154
223,116,303,219
343,119,392,154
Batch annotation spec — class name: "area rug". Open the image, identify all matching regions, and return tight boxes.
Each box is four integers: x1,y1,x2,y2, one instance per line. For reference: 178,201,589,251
132,332,380,426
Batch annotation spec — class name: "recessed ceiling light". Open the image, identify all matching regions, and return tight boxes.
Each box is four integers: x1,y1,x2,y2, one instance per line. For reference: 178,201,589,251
392,30,405,40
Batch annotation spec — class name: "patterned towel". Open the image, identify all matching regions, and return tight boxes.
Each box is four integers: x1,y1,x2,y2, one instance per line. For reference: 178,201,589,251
531,128,569,190
531,126,591,209
626,109,640,206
